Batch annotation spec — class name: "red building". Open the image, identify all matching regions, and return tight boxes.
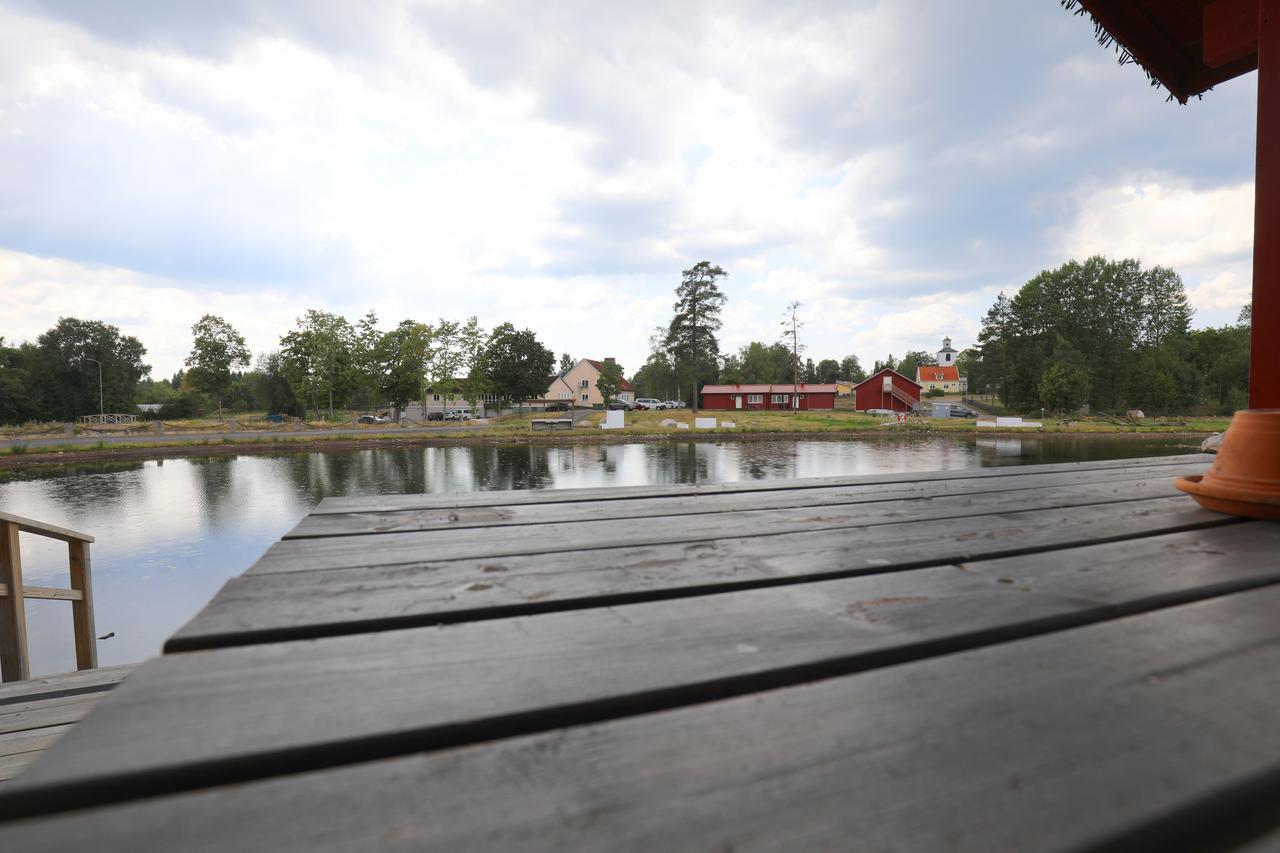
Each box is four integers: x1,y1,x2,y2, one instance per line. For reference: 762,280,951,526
700,384,838,411
853,369,921,413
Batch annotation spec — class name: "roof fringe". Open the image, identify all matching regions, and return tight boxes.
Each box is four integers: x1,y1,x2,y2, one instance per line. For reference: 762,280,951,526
1059,0,1202,103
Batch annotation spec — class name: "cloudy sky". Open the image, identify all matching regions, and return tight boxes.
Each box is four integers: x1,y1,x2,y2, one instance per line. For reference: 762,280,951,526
0,0,1258,379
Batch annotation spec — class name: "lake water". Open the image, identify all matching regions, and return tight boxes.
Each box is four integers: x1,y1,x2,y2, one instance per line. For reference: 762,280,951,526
0,435,1201,675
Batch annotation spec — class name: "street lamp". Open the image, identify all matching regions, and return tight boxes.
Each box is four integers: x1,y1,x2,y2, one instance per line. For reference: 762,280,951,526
83,358,103,421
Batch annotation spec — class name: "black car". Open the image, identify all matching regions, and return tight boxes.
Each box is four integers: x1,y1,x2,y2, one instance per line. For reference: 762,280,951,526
607,399,633,410
426,411,444,421
544,402,571,412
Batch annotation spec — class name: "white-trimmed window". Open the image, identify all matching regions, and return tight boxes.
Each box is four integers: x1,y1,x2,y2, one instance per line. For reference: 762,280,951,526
580,379,589,389
747,394,763,404
431,394,441,402
771,394,787,404
581,393,589,401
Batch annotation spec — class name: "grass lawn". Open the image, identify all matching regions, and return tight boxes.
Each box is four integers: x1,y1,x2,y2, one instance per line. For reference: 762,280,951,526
2,407,1231,458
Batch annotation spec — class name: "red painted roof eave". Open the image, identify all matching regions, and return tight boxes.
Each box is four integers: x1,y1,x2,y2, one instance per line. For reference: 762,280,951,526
1076,0,1257,103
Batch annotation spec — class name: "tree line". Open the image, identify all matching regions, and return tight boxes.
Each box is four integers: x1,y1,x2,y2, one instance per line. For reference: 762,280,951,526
0,312,555,424
966,256,1250,415
1,255,1254,425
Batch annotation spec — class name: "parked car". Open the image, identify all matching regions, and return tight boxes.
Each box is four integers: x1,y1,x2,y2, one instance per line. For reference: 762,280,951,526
634,397,662,410
544,402,571,412
356,414,389,424
426,411,444,421
607,399,633,410
948,405,977,418
864,408,896,417
665,400,685,409
444,409,472,420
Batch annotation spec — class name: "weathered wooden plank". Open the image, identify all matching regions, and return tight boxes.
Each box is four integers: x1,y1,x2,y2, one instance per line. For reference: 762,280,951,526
0,523,29,683
11,522,1280,814
4,584,1277,850
0,513,94,545
67,542,96,671
310,453,1211,514
0,726,74,760
0,753,41,783
287,462,1201,539
171,497,1235,650
0,585,81,602
0,695,104,736
256,476,1192,574
0,665,136,706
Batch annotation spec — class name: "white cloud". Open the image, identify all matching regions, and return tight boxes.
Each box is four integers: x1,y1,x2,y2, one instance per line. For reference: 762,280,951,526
1187,269,1253,313
1062,178,1254,270
0,1,1263,375
0,249,309,377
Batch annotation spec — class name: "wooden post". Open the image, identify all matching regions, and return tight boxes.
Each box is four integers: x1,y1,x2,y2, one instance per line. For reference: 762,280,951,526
68,540,98,670
0,521,30,682
1253,0,1280,407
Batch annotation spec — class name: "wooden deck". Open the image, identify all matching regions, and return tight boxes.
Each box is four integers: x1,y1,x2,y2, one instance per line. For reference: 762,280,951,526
1,453,1278,850
0,666,134,788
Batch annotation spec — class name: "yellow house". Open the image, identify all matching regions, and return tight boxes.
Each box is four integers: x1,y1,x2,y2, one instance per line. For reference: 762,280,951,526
540,358,634,408
834,380,854,397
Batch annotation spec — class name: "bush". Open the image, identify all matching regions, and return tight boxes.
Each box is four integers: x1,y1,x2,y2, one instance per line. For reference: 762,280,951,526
924,388,945,398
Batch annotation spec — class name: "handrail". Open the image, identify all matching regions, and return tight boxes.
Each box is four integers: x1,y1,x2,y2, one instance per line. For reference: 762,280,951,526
0,512,98,682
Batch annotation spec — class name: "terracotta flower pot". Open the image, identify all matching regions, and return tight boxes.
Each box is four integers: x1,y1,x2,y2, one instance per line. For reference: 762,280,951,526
1176,409,1280,519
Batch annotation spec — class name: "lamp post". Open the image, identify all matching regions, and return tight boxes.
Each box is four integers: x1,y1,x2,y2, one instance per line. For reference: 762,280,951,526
84,358,103,421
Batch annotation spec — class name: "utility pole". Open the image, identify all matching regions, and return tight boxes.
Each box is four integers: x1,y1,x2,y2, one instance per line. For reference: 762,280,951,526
781,301,803,413
84,358,103,420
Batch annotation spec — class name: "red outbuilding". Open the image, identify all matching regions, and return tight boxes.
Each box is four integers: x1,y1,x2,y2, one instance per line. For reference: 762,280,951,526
700,384,838,411
853,369,922,413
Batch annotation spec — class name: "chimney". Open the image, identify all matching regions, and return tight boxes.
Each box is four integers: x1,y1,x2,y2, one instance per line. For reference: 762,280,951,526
604,357,615,365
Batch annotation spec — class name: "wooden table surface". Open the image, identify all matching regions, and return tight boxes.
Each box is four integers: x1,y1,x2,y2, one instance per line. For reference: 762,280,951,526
1,452,1278,851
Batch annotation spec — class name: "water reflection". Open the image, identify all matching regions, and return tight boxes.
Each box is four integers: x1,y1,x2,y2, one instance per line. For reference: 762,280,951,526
0,435,1198,675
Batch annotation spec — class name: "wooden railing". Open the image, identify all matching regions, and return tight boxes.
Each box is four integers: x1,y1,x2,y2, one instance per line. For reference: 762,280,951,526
0,511,97,682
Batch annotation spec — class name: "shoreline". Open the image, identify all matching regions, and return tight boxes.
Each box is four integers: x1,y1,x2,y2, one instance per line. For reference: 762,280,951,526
0,427,1215,470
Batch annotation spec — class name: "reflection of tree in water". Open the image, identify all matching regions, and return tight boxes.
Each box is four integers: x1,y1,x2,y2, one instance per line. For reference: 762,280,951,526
639,442,711,485
187,455,239,522
13,461,147,514
468,445,553,492
734,440,797,480
594,446,619,477
2,460,144,489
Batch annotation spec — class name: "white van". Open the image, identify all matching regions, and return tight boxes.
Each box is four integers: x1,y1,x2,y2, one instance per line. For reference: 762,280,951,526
634,398,662,410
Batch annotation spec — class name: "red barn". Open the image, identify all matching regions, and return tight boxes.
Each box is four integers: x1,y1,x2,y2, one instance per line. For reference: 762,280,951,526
853,369,921,413
700,384,838,411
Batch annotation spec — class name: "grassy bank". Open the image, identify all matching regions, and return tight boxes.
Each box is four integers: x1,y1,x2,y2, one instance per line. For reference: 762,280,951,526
0,409,1228,465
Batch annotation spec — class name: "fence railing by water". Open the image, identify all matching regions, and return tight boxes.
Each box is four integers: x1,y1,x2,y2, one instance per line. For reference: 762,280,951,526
0,512,97,682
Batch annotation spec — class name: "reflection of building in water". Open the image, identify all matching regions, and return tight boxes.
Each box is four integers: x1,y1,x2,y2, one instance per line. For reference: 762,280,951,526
977,437,1026,459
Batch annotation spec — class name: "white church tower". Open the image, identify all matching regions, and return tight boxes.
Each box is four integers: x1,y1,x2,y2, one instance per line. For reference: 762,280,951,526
936,336,958,366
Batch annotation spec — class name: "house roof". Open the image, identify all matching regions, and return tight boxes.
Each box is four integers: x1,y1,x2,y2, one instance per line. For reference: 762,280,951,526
701,384,839,394
917,365,960,382
1065,0,1258,104
583,359,634,391
853,368,923,390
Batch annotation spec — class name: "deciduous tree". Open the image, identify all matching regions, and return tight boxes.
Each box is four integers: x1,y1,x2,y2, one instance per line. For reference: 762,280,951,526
185,314,251,420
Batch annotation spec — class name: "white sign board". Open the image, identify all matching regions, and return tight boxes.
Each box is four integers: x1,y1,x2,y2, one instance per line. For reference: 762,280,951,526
695,417,717,429
601,410,625,430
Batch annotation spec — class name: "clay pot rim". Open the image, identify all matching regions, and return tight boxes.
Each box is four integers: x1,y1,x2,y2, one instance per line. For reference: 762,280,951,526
1176,473,1280,506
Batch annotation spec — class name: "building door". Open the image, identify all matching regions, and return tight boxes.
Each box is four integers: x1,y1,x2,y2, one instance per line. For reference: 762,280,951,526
735,395,742,409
